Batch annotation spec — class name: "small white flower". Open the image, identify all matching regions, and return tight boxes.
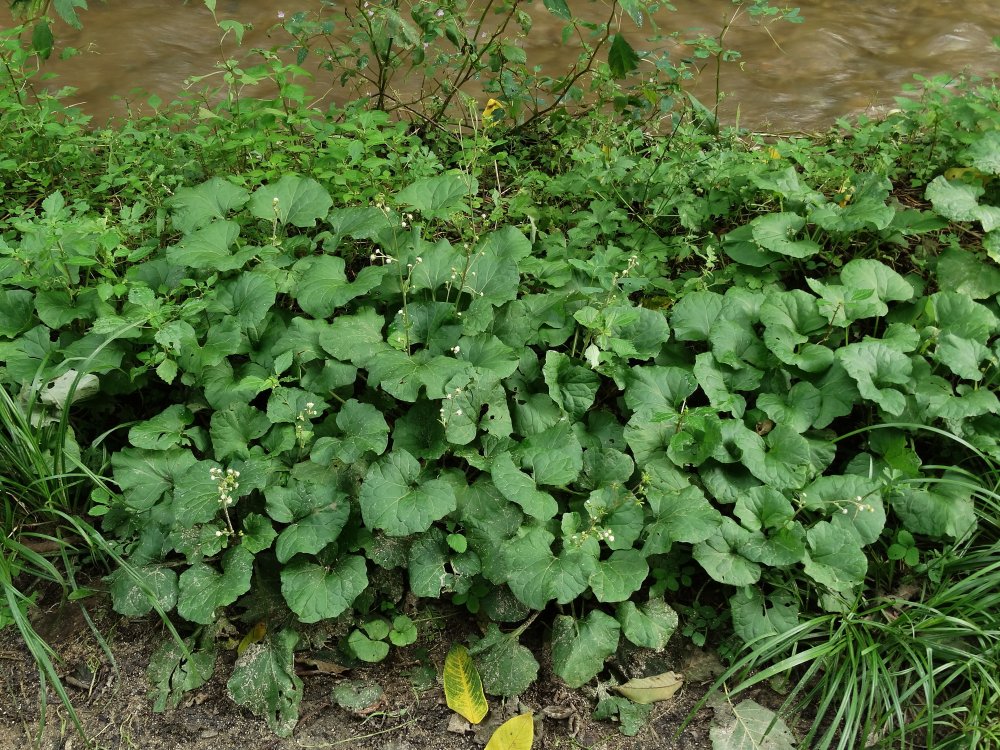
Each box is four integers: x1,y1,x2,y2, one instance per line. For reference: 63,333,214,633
455,409,462,416
277,10,285,19
452,345,461,354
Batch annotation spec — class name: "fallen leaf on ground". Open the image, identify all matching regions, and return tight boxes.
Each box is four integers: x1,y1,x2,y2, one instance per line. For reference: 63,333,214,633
613,671,683,704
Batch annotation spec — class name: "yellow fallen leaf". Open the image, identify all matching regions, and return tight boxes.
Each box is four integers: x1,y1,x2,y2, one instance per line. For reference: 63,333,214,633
613,671,683,704
483,98,505,125
485,712,534,750
443,644,489,724
237,621,267,656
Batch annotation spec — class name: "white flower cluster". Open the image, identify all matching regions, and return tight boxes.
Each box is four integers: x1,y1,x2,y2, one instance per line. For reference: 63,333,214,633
210,466,240,507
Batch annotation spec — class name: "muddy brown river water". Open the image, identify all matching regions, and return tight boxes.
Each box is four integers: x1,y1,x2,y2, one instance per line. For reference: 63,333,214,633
3,1,999,130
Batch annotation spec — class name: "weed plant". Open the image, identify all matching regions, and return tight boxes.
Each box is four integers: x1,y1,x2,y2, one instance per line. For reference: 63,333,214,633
2,2,1000,747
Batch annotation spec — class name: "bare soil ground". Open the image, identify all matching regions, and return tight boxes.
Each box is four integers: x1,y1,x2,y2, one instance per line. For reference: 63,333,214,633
0,592,723,750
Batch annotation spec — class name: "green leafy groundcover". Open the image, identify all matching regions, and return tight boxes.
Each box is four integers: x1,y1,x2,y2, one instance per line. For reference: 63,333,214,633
2,75,1000,738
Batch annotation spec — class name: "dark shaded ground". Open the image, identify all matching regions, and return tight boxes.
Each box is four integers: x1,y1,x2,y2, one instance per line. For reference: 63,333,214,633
0,592,725,750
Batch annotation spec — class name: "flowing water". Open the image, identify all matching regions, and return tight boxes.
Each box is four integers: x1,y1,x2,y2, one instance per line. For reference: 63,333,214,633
3,0,999,131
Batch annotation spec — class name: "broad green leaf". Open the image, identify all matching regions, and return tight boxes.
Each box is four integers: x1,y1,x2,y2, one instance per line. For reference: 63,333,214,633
107,565,178,617
740,525,806,567
839,259,913,314
608,33,639,78
668,408,723,467
396,173,475,216
625,366,698,417
443,370,512,445
335,399,389,462
166,220,254,271
811,361,860,428
801,474,884,544
729,587,799,644
543,350,600,418
444,644,489,724
469,623,539,697
392,399,448,460
837,341,912,417
518,421,583,486
581,447,635,489
112,448,197,511
751,212,820,258
801,521,867,594
210,403,270,460
129,405,195,451
485,713,534,750
461,478,524,580
249,175,332,227
710,699,796,750
756,381,822,433
359,450,457,536
891,482,976,540
670,290,724,341
966,130,1000,175
551,611,620,688
168,177,249,233
292,255,381,319
585,486,644,550
934,332,991,381
736,424,813,490
177,546,254,625
332,680,384,711
759,288,826,335
148,633,216,712
589,549,649,603
692,519,762,586
241,513,277,554
266,387,328,425
811,196,895,232
280,555,367,623
543,0,570,19
643,484,723,554
347,629,390,662
490,452,558,520
227,628,303,737
928,291,999,343
318,307,386,366
710,319,770,371
173,459,242,527
692,353,747,418
327,205,392,242
0,290,34,337
733,487,795,532
367,349,470,402
408,530,450,598
616,599,678,650
503,528,596,610
925,175,983,222
464,245,520,306
457,334,519,378
209,272,276,335
0,325,58,382
35,288,104,329
266,481,351,562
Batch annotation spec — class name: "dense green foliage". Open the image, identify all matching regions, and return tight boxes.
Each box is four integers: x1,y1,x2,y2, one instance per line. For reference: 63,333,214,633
2,3,1000,747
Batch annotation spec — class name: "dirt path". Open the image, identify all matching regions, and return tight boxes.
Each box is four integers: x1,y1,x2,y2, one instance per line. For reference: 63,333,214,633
0,597,717,750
